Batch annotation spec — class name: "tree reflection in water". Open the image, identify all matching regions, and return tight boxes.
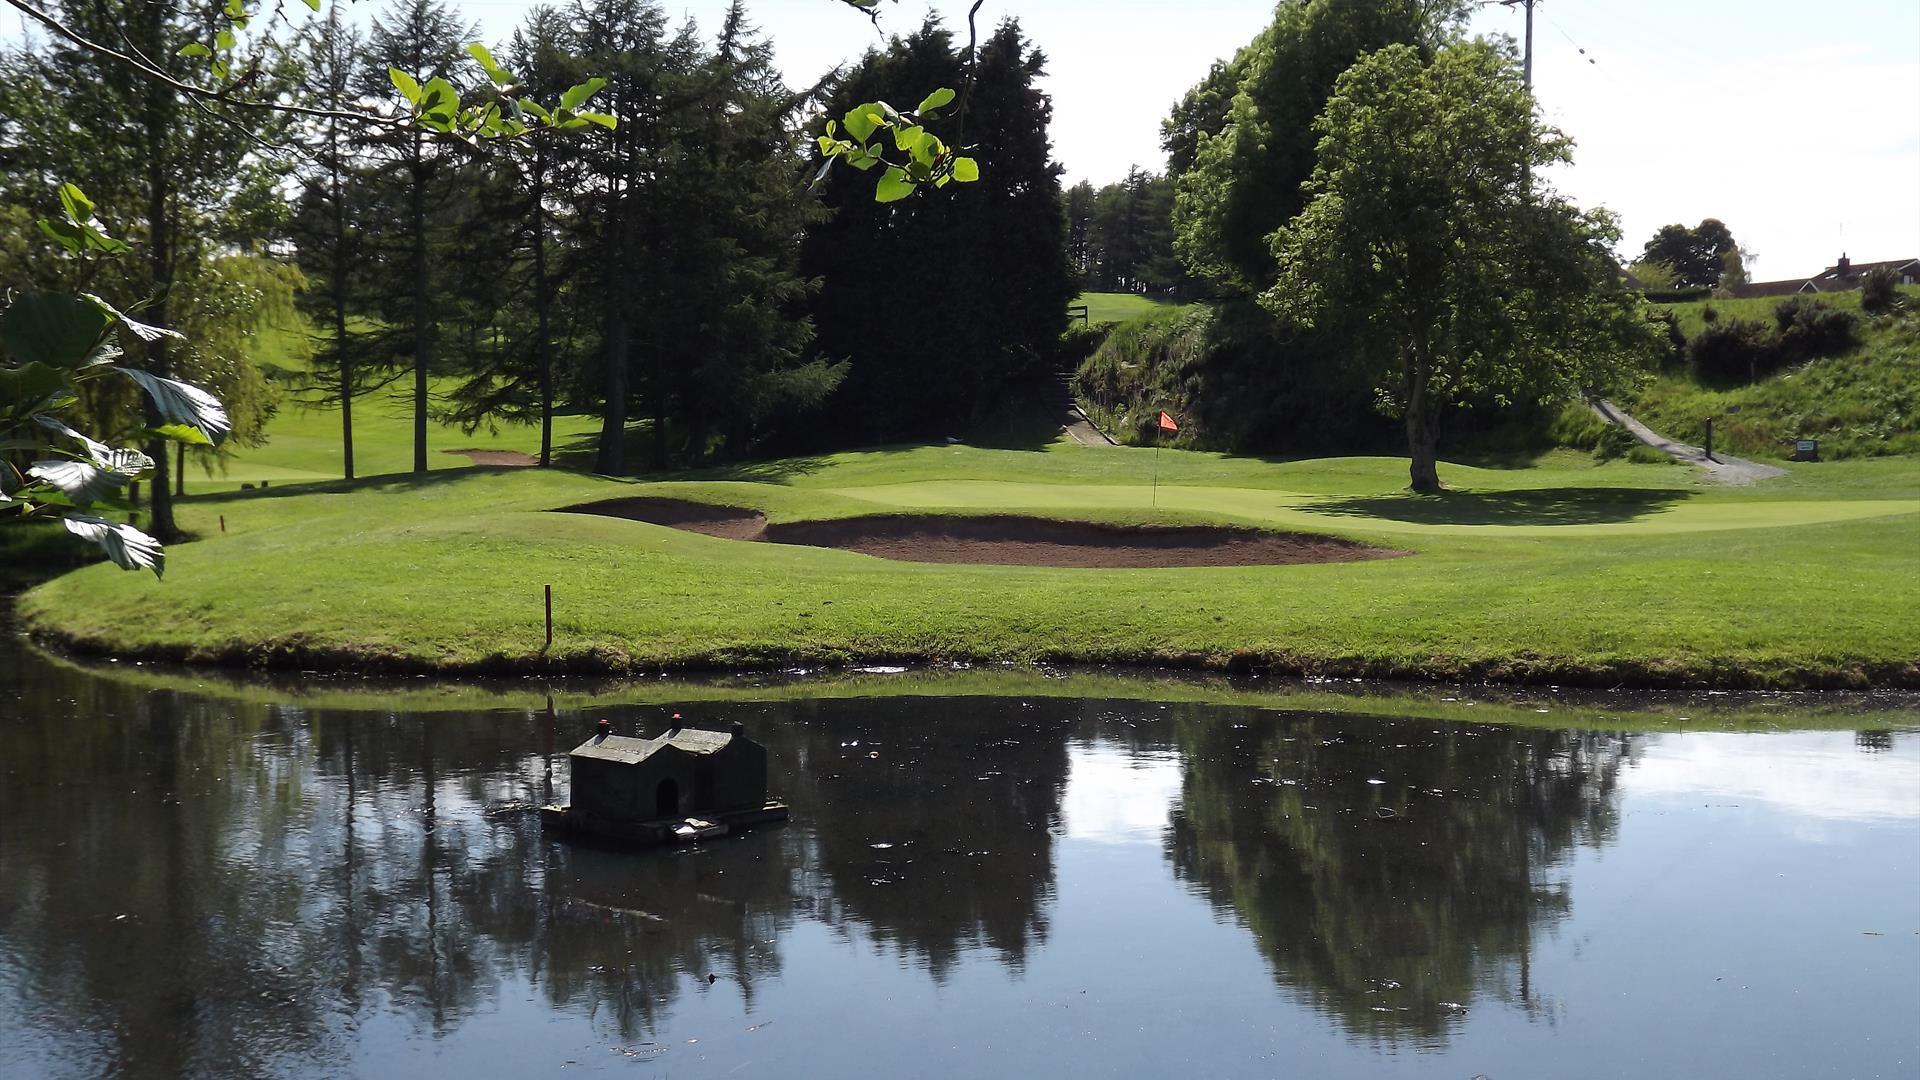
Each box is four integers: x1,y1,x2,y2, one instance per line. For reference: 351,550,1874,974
1163,709,1635,1045
0,653,1643,1076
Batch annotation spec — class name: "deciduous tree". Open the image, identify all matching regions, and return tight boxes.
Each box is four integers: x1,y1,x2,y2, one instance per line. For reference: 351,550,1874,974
1263,42,1657,492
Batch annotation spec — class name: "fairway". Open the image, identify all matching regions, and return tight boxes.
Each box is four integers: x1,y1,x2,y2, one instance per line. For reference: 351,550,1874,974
181,378,603,490
21,435,1920,688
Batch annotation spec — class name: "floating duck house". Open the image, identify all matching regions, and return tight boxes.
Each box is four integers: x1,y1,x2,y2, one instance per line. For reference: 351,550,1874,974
541,721,788,845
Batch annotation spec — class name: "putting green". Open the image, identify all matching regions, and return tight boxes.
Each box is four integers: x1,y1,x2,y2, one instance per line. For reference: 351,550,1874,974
776,481,1920,537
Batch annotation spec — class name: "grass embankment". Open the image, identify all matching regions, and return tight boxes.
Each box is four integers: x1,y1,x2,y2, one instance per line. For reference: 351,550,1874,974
33,647,1920,731
1630,290,1920,459
19,442,1920,688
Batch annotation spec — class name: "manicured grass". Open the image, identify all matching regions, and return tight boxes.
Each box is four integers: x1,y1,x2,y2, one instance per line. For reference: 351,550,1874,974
1075,291,1193,326
20,439,1920,688
183,376,604,491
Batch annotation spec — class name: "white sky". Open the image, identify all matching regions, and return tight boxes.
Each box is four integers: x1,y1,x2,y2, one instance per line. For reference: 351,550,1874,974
10,0,1918,279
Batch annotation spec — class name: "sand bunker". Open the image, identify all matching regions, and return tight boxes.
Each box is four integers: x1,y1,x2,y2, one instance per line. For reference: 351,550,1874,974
562,497,1403,569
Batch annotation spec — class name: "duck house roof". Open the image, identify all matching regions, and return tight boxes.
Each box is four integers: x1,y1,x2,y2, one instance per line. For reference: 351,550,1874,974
570,727,739,765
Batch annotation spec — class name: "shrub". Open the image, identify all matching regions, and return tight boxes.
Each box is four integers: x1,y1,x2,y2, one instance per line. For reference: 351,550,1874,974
1592,422,1638,461
1054,323,1113,371
1651,309,1688,372
1773,296,1859,363
1689,317,1777,384
1700,304,1719,325
1861,266,1902,315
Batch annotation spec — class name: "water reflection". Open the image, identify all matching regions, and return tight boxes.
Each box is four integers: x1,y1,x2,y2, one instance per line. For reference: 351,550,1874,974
2,651,1916,1079
1164,715,1631,1044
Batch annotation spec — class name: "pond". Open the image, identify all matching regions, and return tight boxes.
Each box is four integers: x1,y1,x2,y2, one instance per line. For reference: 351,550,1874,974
1,647,1916,1079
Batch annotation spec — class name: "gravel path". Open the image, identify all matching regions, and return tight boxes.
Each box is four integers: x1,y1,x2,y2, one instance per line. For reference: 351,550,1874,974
1590,399,1789,485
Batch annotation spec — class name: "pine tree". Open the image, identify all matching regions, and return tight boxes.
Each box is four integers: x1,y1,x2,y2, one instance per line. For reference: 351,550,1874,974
802,17,1073,442
353,0,479,474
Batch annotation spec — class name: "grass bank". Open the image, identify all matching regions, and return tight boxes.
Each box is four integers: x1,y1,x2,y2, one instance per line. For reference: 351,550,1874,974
28,646,1919,731
18,441,1920,688
1631,290,1920,459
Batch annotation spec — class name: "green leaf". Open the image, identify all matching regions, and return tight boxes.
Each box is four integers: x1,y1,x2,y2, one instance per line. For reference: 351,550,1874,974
418,77,459,122
561,78,606,112
149,423,213,446
574,111,617,130
843,105,882,143
916,87,956,115
0,363,72,421
62,514,164,578
892,124,923,152
301,0,320,10
115,368,231,446
951,157,980,183
875,166,916,203
466,42,514,86
223,0,243,18
388,67,422,105
214,29,235,50
1,294,113,367
82,294,184,343
28,459,127,506
56,183,94,223
178,42,211,58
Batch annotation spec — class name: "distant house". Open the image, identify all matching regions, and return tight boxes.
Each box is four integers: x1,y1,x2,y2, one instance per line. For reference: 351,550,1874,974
1734,254,1919,299
569,723,769,822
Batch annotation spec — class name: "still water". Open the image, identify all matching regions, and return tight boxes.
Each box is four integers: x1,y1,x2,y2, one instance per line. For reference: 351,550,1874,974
1,651,1916,1079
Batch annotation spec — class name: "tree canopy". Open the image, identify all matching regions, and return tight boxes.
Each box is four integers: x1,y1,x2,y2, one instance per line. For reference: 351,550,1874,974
1262,41,1657,492
1167,0,1468,295
1641,218,1743,290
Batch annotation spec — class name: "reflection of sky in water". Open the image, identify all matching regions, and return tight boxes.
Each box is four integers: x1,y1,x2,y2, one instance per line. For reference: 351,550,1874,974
1622,731,1920,822
5,653,1919,1080
1061,743,1183,845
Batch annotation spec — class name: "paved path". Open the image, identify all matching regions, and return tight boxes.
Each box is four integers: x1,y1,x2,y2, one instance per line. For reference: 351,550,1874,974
1590,398,1789,485
1052,373,1116,447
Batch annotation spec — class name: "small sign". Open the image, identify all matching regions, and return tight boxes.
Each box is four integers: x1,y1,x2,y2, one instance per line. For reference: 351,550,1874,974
1794,439,1819,462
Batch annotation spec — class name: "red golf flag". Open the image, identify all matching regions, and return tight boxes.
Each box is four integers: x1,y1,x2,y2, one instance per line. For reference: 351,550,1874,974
1158,411,1179,434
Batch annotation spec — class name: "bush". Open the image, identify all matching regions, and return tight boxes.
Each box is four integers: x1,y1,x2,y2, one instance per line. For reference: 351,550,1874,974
1592,422,1638,461
1861,267,1902,315
1773,296,1859,363
1689,317,1777,384
1651,308,1688,372
1054,323,1113,371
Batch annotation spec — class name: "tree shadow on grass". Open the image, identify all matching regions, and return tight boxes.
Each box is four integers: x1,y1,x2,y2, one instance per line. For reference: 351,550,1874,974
1310,487,1696,527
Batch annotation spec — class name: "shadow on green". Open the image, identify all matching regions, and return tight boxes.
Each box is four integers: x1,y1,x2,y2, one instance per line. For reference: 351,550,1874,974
1311,487,1696,526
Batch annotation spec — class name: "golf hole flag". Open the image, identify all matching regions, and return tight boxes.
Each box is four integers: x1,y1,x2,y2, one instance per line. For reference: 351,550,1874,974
1158,411,1179,434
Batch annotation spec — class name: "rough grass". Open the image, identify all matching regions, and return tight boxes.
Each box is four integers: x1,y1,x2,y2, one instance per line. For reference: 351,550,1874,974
19,440,1920,688
1632,289,1920,459
34,647,1918,732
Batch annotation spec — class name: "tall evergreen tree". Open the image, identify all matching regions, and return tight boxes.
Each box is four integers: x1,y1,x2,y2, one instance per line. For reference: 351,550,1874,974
353,0,479,474
288,7,374,479
802,17,1073,442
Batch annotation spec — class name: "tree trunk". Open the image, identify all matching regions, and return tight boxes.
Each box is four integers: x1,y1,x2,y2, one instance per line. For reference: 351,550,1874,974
1404,355,1442,493
595,313,629,475
141,3,177,541
174,442,184,498
532,147,553,468
330,108,355,481
409,146,430,475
